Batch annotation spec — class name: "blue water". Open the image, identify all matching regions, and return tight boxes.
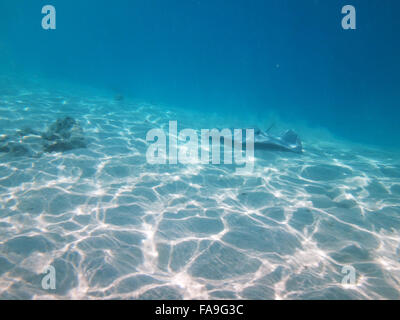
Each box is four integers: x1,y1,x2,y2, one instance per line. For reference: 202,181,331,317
0,1,399,299
2,0,400,146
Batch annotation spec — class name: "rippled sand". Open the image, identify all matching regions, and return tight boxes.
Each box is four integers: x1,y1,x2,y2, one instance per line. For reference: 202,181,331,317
1,81,400,299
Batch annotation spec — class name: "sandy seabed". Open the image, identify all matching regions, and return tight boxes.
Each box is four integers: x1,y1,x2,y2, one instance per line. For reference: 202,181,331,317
0,80,400,299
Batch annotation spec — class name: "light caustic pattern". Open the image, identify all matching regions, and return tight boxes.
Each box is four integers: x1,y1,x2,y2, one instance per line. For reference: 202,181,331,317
0,84,400,299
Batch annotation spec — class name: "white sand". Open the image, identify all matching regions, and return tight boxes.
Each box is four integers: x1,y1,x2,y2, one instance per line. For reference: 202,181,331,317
0,80,399,299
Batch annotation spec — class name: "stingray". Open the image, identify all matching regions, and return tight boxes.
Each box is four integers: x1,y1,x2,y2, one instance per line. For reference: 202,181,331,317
252,128,303,153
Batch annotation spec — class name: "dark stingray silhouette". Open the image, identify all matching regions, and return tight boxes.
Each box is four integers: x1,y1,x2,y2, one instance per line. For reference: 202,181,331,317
254,128,303,153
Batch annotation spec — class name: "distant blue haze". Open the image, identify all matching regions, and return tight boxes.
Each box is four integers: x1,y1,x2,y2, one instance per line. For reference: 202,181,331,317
0,0,399,147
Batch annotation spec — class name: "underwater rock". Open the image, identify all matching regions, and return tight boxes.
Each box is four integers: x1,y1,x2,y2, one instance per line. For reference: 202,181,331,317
0,135,9,151
0,116,86,157
16,127,41,137
0,132,39,157
0,142,33,157
42,117,86,152
114,94,124,101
